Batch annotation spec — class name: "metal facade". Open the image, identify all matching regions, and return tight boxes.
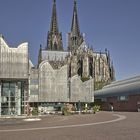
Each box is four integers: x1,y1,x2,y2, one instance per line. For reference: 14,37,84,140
0,36,29,116
0,36,29,79
38,61,68,102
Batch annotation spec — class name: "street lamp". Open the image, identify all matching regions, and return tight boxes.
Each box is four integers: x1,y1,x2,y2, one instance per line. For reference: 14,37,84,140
78,100,81,114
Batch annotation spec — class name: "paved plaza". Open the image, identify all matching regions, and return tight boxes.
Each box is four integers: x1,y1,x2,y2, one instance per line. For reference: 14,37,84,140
0,112,140,140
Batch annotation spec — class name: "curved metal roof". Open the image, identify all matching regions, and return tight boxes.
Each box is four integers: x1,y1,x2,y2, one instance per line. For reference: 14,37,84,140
104,76,140,89
95,76,140,98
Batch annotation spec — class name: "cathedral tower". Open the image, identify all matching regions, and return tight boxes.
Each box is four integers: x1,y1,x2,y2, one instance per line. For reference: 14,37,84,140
68,0,83,51
46,0,63,51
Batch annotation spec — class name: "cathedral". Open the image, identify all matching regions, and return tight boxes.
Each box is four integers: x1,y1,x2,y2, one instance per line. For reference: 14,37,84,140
0,0,115,116
38,0,115,92
33,0,115,109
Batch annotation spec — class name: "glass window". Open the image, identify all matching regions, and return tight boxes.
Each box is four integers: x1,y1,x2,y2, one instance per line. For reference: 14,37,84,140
3,83,9,88
118,96,128,101
10,83,16,88
101,98,107,102
1,81,26,116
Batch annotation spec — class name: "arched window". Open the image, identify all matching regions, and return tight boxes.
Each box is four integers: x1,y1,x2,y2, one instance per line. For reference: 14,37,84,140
89,57,93,77
54,42,57,50
77,59,83,77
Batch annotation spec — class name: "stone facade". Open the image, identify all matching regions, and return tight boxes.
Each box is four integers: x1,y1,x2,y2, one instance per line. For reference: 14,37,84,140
46,0,63,51
94,52,112,82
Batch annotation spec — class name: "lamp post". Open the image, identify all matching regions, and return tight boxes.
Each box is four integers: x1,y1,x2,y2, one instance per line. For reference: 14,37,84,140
68,78,71,102
78,100,81,114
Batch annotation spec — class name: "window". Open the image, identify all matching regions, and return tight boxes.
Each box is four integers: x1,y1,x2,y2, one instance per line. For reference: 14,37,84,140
118,96,128,101
101,98,107,102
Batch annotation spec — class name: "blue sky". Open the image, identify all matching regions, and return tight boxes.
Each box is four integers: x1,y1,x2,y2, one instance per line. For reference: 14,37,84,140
0,0,140,80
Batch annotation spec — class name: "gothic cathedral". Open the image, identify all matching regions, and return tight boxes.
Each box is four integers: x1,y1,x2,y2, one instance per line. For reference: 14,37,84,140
38,0,115,91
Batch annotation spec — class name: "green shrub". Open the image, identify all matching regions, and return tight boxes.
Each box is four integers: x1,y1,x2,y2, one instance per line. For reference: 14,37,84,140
93,105,100,113
62,106,69,116
32,107,38,116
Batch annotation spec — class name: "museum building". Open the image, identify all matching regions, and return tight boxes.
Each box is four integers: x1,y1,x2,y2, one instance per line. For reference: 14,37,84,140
95,76,140,112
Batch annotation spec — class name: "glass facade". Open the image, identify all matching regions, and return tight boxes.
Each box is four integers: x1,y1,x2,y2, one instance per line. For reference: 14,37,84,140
0,35,29,116
29,69,39,102
1,81,27,116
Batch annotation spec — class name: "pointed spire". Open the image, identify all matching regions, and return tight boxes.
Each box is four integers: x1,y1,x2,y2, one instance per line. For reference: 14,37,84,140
50,0,59,34
107,50,111,67
110,61,116,81
68,0,83,51
71,0,80,36
46,0,63,51
38,44,42,66
105,48,108,54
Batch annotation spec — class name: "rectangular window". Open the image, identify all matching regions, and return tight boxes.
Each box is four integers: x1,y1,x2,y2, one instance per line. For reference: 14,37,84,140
118,96,128,101
101,98,107,102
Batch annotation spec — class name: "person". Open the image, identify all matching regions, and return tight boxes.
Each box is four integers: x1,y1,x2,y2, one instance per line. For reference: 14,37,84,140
111,105,114,112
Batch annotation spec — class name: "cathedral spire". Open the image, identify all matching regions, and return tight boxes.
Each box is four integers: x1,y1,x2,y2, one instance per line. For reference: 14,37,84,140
71,0,80,36
38,45,42,66
46,0,63,51
68,0,83,51
110,61,116,81
50,0,59,34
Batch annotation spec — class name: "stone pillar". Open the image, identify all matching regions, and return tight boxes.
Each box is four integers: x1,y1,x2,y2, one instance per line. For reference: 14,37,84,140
71,56,77,77
82,56,89,78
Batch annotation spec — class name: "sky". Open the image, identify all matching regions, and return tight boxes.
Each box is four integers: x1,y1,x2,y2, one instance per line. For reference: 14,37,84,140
0,0,140,80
